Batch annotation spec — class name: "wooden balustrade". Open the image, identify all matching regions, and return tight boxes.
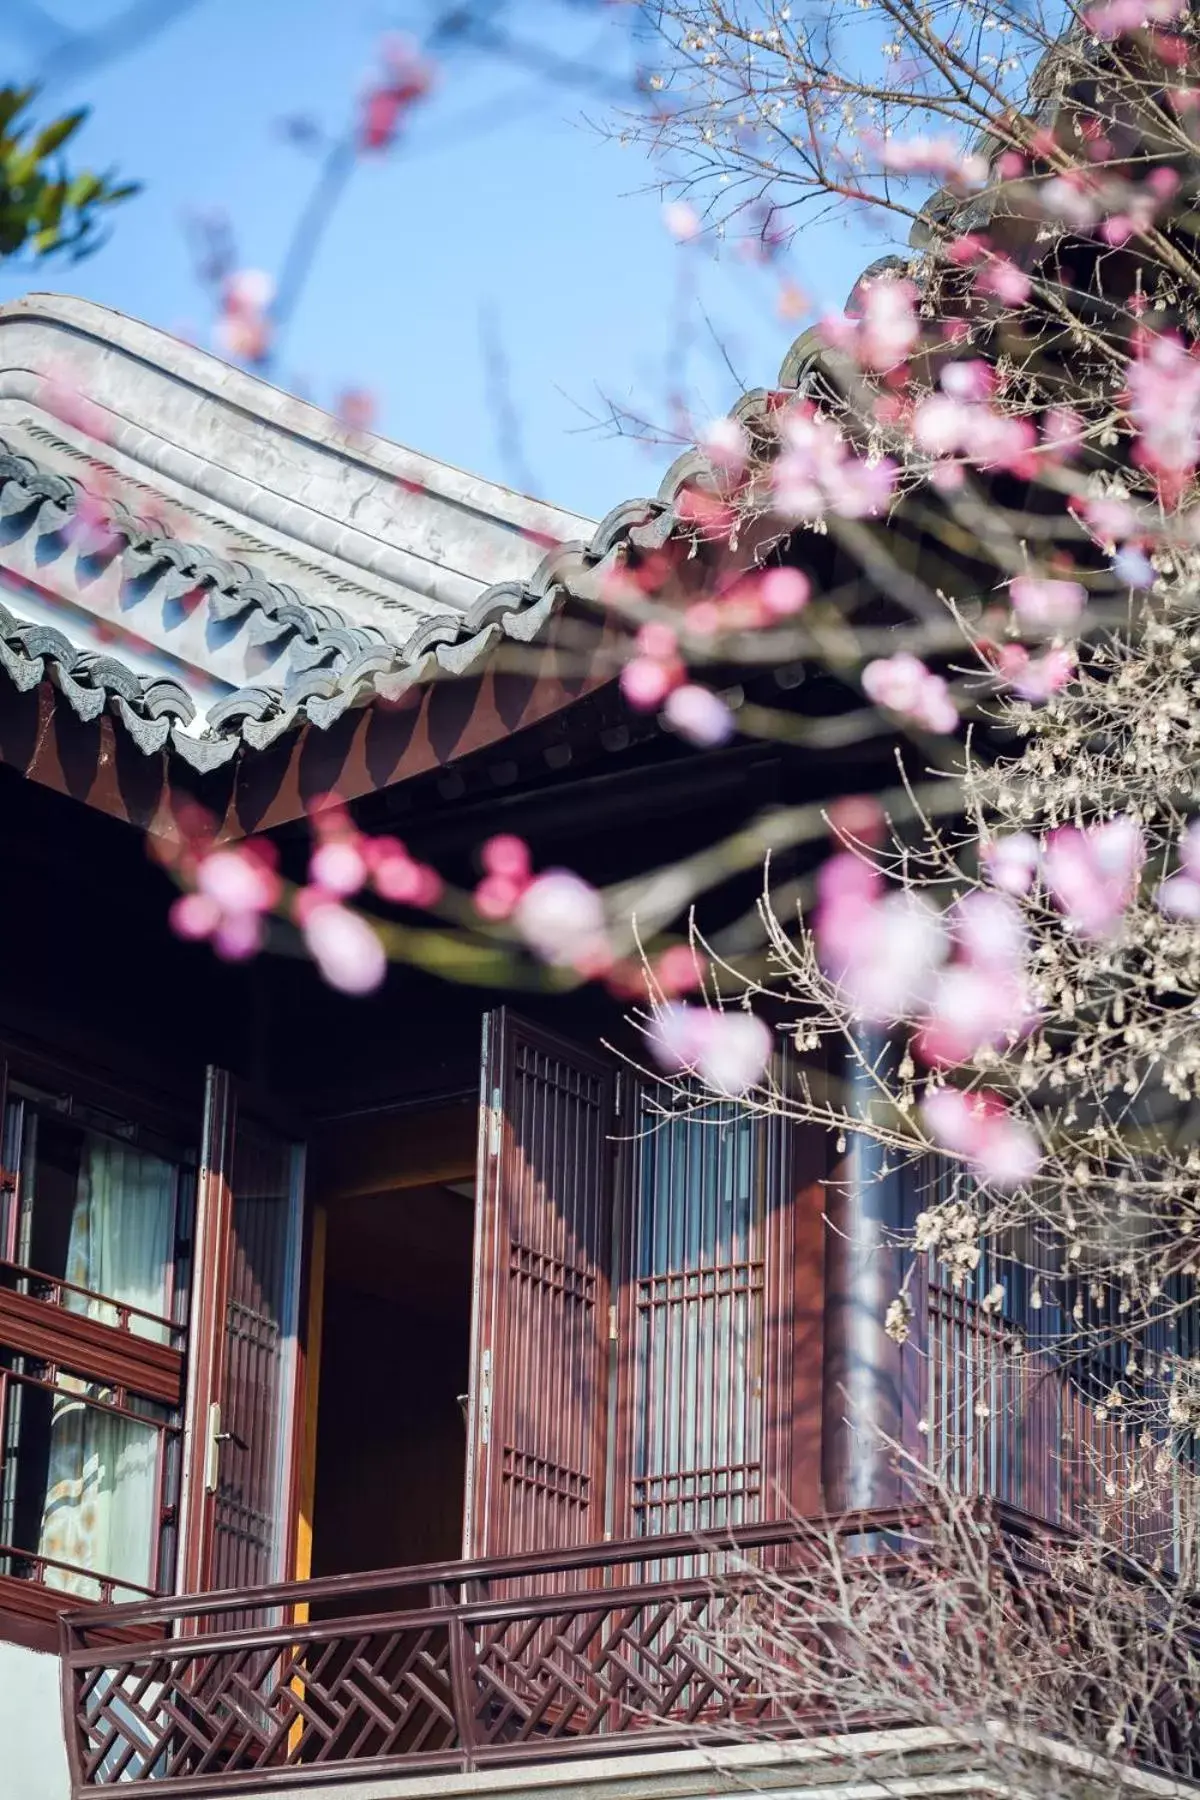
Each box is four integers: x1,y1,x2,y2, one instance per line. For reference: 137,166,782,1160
59,1507,1200,1797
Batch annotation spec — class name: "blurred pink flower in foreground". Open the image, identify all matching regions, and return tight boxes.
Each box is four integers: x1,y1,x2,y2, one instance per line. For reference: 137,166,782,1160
982,832,1039,895
1156,820,1200,918
816,854,947,1023
1127,330,1200,506
650,1004,773,1095
1042,817,1144,939
915,894,1032,1065
303,902,386,995
922,1086,1041,1187
991,642,1076,701
360,35,432,151
215,269,273,364
877,137,988,188
663,200,701,242
663,684,735,746
774,406,896,522
698,416,749,477
1085,0,1183,36
474,834,533,921
514,871,610,973
170,842,281,962
862,651,958,734
823,276,920,373
1008,575,1086,632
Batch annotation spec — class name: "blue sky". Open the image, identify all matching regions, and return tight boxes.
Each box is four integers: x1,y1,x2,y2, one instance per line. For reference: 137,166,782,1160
0,0,885,520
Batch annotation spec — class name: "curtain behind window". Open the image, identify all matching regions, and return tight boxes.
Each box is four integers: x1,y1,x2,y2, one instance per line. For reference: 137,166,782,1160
39,1134,175,1596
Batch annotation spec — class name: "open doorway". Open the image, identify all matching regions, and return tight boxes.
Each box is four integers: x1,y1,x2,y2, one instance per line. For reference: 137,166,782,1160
307,1100,477,1586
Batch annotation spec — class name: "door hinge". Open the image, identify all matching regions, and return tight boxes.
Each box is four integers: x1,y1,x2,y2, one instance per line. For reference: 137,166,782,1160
609,1305,618,1343
613,1078,622,1121
488,1089,502,1157
479,1348,492,1446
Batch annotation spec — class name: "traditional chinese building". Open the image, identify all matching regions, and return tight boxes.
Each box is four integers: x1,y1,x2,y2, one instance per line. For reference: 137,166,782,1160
0,293,1192,1800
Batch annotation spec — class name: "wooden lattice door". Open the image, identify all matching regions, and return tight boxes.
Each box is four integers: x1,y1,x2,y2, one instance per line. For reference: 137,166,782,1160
463,1011,617,1560
178,1068,305,1598
611,1082,803,1543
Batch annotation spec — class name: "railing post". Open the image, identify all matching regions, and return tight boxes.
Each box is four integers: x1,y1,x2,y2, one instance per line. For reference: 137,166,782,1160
434,1578,478,1772
58,1612,85,1798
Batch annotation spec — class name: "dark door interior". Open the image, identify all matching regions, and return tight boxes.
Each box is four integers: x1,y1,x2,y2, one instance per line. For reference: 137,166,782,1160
310,1173,475,1584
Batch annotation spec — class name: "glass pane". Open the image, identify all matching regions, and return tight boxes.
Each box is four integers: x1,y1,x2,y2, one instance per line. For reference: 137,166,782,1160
19,1114,176,1340
0,1359,163,1600
632,1098,766,1536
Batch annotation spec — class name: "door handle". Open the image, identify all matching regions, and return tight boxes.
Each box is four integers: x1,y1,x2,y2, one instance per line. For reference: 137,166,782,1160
204,1402,249,1492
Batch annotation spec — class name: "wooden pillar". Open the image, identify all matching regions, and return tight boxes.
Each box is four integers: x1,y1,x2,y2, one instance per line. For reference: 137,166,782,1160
821,1050,905,1514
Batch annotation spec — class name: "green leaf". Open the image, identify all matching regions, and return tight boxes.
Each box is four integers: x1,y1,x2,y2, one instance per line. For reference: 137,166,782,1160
0,88,35,138
66,170,102,207
32,108,87,159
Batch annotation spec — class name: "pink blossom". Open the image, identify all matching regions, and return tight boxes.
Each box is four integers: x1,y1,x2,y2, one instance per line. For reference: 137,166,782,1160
1085,0,1184,37
1079,496,1139,545
1042,408,1085,456
1008,575,1087,632
950,891,1027,970
373,851,442,908
912,393,973,457
664,200,701,241
846,276,921,373
359,35,432,151
655,944,703,996
310,838,369,898
774,405,896,521
974,258,1031,305
941,360,996,403
699,416,750,476
514,871,608,969
1038,177,1101,231
649,1005,772,1095
303,902,387,995
982,833,1039,896
915,965,1031,1066
1042,817,1144,939
196,846,279,916
482,835,531,882
170,892,221,942
621,656,680,710
922,1087,1040,1187
818,887,948,1023
475,874,524,921
757,567,810,618
993,643,1076,702
824,278,917,372
878,136,988,188
663,684,735,746
862,652,958,734
215,271,274,364
1157,873,1200,919
1180,818,1200,880
1127,331,1200,504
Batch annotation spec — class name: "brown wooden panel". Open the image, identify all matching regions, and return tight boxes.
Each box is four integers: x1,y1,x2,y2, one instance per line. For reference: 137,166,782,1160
464,1011,615,1559
612,1077,804,1540
0,1281,184,1407
179,1070,304,1598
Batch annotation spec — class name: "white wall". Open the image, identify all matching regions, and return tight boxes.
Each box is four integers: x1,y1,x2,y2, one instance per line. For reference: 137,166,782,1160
0,1640,71,1800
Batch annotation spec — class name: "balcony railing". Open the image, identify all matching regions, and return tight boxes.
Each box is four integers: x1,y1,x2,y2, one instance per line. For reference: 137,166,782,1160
59,1506,1200,1798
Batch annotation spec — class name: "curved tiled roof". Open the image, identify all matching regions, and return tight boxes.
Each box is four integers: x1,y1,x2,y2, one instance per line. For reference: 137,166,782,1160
0,288,857,773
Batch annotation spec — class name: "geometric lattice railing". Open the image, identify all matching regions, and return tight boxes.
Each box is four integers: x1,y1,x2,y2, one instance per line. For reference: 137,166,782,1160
60,1507,1200,1797
61,1521,807,1796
